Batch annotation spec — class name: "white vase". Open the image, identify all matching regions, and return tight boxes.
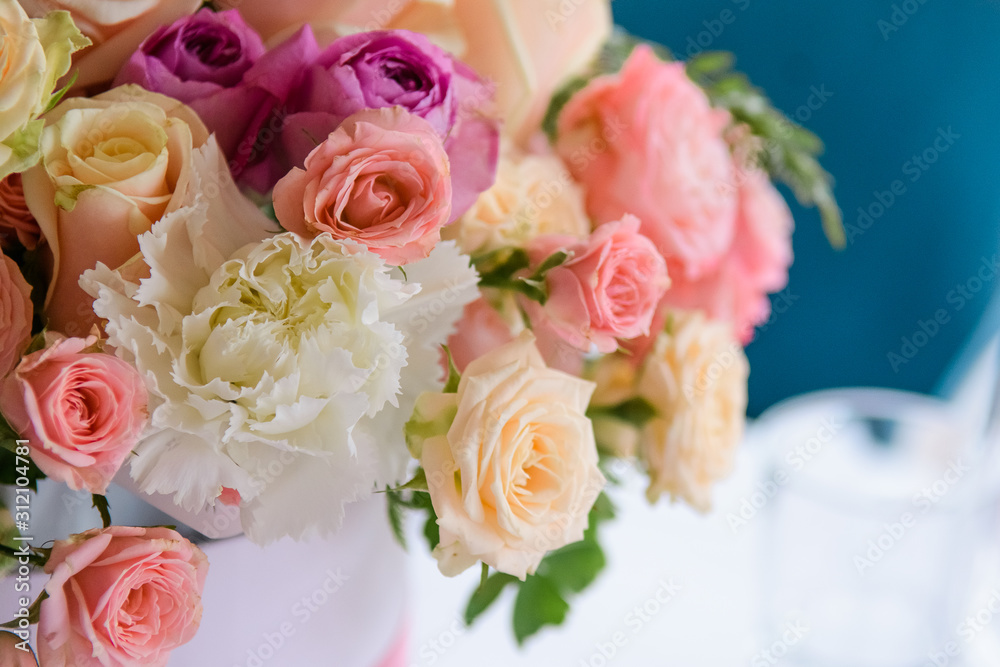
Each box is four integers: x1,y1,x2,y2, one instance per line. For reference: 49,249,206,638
0,482,407,667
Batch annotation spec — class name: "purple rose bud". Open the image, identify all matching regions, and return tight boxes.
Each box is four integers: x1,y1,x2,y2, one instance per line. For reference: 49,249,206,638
115,9,269,162
312,30,457,136
144,10,262,86
240,28,499,221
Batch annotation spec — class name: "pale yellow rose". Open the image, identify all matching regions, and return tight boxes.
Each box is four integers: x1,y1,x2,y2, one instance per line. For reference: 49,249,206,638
636,311,748,511
410,331,605,579
221,0,611,143
20,0,201,89
442,139,589,255
21,84,208,336
0,5,89,179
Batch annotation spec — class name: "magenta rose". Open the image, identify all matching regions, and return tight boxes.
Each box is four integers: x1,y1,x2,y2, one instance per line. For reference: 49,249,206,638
0,248,32,378
38,526,208,667
273,107,452,265
524,215,670,356
0,334,147,494
243,28,498,219
556,45,737,281
114,9,274,169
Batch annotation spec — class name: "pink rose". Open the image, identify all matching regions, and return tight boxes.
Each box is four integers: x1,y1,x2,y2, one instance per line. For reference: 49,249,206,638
0,249,33,378
446,296,516,372
659,164,794,344
273,107,452,265
556,45,737,280
0,174,41,250
0,334,147,494
524,215,670,355
38,526,208,667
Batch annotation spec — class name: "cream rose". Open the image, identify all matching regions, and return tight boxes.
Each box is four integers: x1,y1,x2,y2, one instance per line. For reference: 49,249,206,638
443,140,590,255
21,84,208,336
0,5,88,179
222,0,611,143
636,310,748,511
411,331,605,579
20,0,201,89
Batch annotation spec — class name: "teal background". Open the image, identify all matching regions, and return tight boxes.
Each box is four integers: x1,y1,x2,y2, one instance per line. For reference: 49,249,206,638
613,0,1000,415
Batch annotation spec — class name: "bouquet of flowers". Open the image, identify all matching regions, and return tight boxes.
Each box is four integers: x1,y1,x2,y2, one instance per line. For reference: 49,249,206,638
0,0,841,664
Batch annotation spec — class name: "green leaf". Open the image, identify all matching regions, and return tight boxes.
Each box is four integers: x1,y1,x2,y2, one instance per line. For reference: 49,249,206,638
441,346,461,394
44,69,77,113
531,251,571,277
538,539,606,594
397,469,429,493
587,397,658,427
0,591,48,628
465,572,517,626
24,330,47,356
589,492,617,525
513,575,569,645
423,512,440,551
386,489,407,550
474,248,530,288
91,494,111,529
685,50,734,77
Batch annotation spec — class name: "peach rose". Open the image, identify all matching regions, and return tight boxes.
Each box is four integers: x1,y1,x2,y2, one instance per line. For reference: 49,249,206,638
219,0,609,143
0,334,147,494
410,331,604,579
38,526,208,667
0,175,41,250
524,215,670,354
273,107,452,265
556,45,737,280
0,249,33,378
443,140,590,255
21,85,208,336
636,310,748,511
660,160,794,344
20,0,202,89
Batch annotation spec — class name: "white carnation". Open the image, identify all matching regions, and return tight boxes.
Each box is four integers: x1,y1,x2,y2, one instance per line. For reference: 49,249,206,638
84,142,479,543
